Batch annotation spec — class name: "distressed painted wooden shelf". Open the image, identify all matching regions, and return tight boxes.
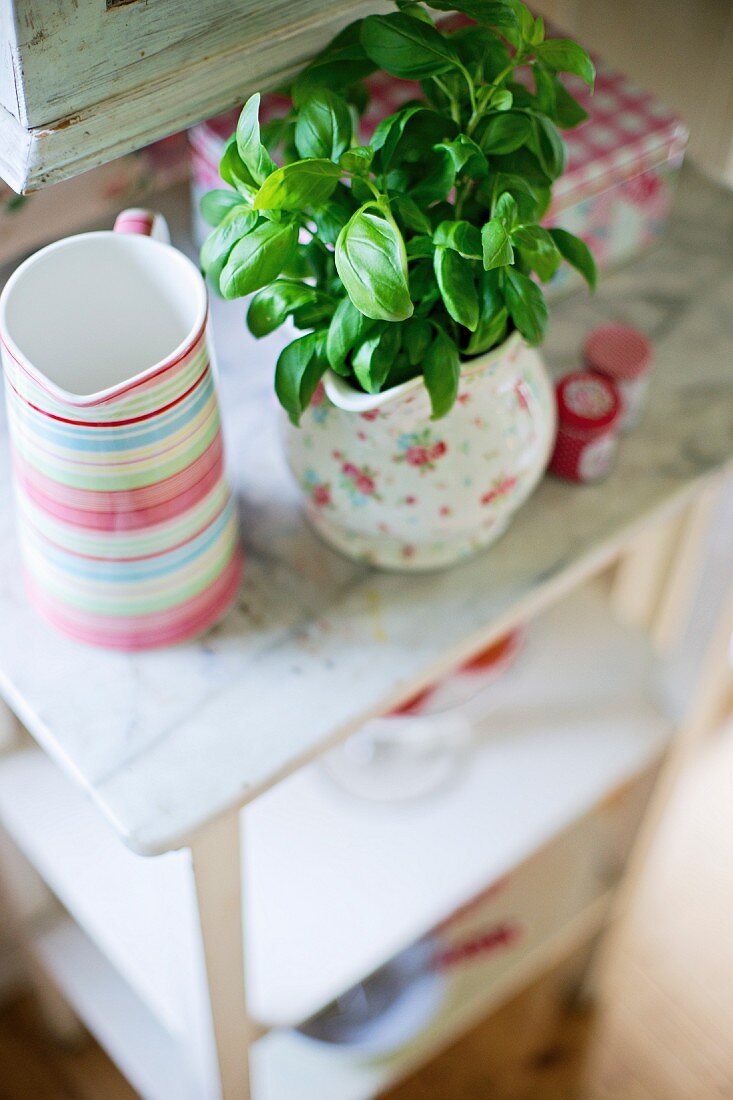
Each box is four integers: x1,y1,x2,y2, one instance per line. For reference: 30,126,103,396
0,0,387,193
32,894,610,1100
0,164,731,857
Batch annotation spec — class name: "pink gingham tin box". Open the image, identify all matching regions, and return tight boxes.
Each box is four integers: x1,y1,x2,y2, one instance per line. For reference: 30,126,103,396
543,57,688,294
189,44,687,293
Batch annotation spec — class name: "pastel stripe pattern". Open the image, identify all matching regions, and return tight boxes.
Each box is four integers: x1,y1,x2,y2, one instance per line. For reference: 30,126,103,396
2,322,242,650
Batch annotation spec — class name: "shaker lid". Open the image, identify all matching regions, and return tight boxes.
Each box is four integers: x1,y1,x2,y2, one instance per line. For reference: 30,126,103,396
583,323,652,381
556,371,621,432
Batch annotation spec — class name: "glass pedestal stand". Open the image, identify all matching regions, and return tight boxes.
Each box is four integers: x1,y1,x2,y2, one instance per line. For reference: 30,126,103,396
322,630,526,802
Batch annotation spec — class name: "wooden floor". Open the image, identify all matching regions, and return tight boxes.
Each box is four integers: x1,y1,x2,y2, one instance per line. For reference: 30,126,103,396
1,719,732,1100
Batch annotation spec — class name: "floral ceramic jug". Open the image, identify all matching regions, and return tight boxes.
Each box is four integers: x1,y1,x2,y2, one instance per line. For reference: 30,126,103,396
284,332,556,570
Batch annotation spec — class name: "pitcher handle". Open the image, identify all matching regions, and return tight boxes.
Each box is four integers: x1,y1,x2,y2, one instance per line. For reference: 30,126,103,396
113,208,171,244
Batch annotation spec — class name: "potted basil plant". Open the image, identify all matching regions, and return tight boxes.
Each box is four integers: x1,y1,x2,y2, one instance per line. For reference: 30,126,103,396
200,0,597,570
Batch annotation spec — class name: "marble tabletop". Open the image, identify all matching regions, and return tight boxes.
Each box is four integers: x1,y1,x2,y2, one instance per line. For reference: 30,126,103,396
0,163,731,855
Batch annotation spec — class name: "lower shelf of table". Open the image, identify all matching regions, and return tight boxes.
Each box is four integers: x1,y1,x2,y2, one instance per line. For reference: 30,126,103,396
33,893,611,1100
0,582,671,1041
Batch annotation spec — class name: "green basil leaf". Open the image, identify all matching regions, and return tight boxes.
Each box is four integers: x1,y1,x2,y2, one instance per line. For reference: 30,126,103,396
491,89,513,111
404,317,433,367
395,0,434,21
335,204,413,322
236,94,277,186
384,351,418,389
410,260,442,313
247,280,319,338
489,171,549,222
466,269,508,355
504,268,548,345
424,1,518,35
200,207,259,289
423,326,460,419
200,189,248,228
466,307,508,355
451,25,510,81
298,334,329,414
493,191,518,228
311,210,347,248
406,235,434,259
361,12,460,80
324,20,368,52
261,114,295,151
428,201,455,229
295,90,352,161
536,38,595,88
219,219,299,299
344,80,370,115
548,227,597,290
310,183,356,246
479,110,532,154
275,332,328,426
352,324,401,394
436,134,488,176
293,54,376,106
435,246,479,331
292,299,335,330
433,220,482,260
219,135,258,195
254,159,343,212
529,114,566,180
493,145,553,186
505,79,535,110
339,146,374,175
514,224,562,282
281,250,312,280
350,177,376,206
390,193,433,235
420,69,469,115
326,296,376,374
408,146,456,203
292,22,375,105
372,105,454,172
553,77,589,128
530,14,545,45
532,61,557,120
481,218,514,270
506,0,536,46
301,238,332,285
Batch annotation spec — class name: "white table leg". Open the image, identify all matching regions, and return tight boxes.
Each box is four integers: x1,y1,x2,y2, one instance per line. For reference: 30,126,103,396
609,483,721,654
609,515,680,632
602,554,733,952
575,496,730,1004
190,810,251,1100
650,484,719,654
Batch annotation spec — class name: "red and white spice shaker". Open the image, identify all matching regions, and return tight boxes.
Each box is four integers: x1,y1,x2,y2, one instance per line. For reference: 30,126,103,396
549,371,621,483
583,323,653,431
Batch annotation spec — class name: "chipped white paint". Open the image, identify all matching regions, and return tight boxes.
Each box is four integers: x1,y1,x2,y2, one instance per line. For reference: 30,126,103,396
0,0,389,192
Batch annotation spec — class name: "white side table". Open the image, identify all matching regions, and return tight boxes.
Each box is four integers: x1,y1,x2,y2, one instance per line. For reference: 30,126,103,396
0,162,731,1099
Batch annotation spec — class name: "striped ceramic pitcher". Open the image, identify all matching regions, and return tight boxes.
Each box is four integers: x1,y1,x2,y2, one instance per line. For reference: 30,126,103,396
0,209,242,650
